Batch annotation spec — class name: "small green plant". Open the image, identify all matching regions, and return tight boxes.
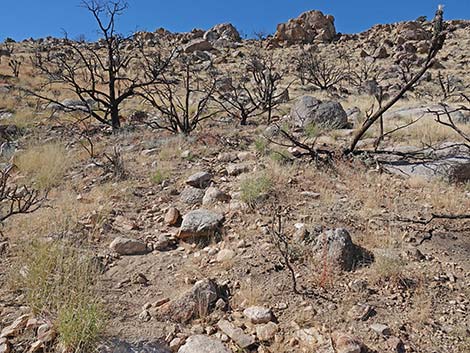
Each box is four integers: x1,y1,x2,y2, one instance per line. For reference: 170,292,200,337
304,122,321,138
9,240,105,352
240,174,272,205
254,137,269,155
269,149,290,165
57,300,105,352
151,168,171,184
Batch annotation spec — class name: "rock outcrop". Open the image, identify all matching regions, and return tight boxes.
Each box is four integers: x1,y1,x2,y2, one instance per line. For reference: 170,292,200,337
290,96,348,129
274,10,336,45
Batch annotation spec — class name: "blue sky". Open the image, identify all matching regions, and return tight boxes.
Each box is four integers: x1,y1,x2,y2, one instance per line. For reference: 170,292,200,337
1,0,469,42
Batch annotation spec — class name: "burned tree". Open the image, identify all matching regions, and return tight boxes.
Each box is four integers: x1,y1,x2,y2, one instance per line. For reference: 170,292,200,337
0,166,46,223
246,55,290,124
348,5,447,153
29,0,173,131
347,58,382,89
139,56,219,135
8,58,22,78
214,73,263,126
293,47,348,90
430,94,470,144
214,53,289,125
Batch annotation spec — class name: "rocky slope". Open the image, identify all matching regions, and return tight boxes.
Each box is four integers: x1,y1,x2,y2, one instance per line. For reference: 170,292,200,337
0,9,469,353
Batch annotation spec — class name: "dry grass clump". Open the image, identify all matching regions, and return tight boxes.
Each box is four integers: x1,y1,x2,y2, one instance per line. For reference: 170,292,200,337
232,278,266,308
368,251,408,285
4,185,114,243
157,136,186,161
239,173,272,205
150,161,172,185
15,142,71,190
9,239,105,352
390,118,469,145
8,108,42,128
409,279,433,328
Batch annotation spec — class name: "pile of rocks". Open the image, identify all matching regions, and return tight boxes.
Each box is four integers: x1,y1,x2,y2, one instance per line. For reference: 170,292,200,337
183,23,241,53
274,10,337,45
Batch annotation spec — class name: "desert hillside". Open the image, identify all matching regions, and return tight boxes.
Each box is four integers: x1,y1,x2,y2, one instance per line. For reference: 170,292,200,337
0,3,469,353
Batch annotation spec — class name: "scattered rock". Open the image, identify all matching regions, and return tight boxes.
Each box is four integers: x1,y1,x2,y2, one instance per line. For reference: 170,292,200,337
387,337,406,353
382,143,470,183
294,327,324,346
132,272,149,285
204,23,241,43
0,338,11,353
243,306,273,324
183,39,213,53
290,96,347,129
217,319,256,349
256,322,279,341
313,101,348,129
226,163,250,176
312,228,372,271
218,152,236,162
396,21,431,41
28,340,43,353
370,323,391,336
37,323,56,343
154,298,170,307
237,151,256,161
186,172,212,189
153,235,175,251
291,95,321,128
216,249,236,262
98,339,171,353
347,304,374,321
178,335,230,353
384,105,466,123
164,208,181,226
109,237,150,256
169,337,183,352
113,215,140,231
375,45,389,59
331,331,362,353
180,186,205,205
0,314,30,338
300,191,321,199
178,210,224,240
139,310,151,322
203,186,230,205
156,279,221,323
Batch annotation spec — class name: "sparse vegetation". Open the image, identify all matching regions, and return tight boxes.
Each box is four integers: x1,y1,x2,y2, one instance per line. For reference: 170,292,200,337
15,143,71,190
0,3,468,353
239,173,272,205
9,240,105,352
369,252,408,285
151,165,171,184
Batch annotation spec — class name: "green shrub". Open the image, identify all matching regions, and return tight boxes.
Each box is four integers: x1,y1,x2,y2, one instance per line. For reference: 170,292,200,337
151,168,171,184
254,137,269,155
9,240,105,352
57,300,105,352
304,122,321,138
269,150,290,165
240,174,272,205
